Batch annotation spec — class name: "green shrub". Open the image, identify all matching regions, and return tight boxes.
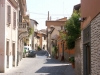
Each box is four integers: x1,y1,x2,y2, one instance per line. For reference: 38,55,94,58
37,46,41,50
69,56,75,63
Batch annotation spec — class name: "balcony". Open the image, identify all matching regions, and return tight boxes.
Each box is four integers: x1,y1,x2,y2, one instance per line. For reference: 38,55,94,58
18,22,28,32
23,15,30,25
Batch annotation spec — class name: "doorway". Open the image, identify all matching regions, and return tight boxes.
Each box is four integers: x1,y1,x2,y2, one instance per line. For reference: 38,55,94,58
6,41,9,68
83,43,91,75
12,43,15,67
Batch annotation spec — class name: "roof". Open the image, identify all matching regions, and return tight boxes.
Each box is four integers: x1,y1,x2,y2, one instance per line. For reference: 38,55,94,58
37,29,47,35
56,17,67,21
40,29,46,33
46,20,66,26
30,19,38,24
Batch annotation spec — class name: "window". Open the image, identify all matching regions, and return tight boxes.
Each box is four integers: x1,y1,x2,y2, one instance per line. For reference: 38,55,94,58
6,41,9,55
7,5,11,25
19,11,22,22
44,36,46,40
61,26,63,30
12,43,15,66
13,12,16,29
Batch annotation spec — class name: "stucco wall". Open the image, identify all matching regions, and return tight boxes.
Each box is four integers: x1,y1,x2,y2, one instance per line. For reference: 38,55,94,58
0,0,6,72
5,0,18,69
0,0,18,72
34,37,38,50
30,19,37,50
81,0,100,29
42,37,47,50
51,29,59,39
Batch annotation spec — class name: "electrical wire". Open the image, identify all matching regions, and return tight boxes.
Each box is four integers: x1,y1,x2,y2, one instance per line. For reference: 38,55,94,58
29,12,70,16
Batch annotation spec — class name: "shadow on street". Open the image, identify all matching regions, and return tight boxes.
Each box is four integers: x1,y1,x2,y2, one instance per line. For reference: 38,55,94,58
35,55,75,75
35,65,70,75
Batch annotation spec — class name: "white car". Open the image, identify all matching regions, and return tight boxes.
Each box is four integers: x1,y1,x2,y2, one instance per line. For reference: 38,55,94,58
24,46,32,53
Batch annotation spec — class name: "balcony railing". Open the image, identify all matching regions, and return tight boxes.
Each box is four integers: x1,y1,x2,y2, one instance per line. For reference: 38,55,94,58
18,22,28,32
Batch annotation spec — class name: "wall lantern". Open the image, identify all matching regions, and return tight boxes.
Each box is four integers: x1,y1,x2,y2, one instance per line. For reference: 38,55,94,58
79,17,87,22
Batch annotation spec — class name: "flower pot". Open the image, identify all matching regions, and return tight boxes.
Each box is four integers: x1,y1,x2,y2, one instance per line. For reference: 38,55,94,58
71,62,75,68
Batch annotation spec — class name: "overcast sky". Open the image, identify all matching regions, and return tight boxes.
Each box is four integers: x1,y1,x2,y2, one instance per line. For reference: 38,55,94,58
26,0,80,30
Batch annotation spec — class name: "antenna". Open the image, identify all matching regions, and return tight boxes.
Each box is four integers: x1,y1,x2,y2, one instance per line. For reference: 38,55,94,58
63,2,64,17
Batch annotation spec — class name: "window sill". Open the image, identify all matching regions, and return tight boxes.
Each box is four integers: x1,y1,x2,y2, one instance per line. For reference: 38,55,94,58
6,23,11,27
13,27,16,30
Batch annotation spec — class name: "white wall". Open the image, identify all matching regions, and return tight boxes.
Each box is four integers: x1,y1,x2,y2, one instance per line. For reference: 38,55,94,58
34,37,38,50
51,29,59,39
42,36,47,50
0,0,6,72
5,0,18,69
0,0,18,72
30,19,38,50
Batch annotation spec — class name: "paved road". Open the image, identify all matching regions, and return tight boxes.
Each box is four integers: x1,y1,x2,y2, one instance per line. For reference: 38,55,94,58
0,50,76,75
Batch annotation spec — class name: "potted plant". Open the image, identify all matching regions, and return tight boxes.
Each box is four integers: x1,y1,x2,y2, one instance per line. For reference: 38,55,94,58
69,56,75,68
54,46,58,59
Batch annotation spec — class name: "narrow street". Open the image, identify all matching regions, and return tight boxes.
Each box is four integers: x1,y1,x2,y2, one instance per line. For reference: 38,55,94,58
0,51,75,75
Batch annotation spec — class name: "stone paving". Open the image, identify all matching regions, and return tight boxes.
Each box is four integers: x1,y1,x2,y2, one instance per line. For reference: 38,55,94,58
0,51,76,75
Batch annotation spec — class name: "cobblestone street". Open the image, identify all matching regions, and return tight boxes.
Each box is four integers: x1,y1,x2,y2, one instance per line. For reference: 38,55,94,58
0,51,76,75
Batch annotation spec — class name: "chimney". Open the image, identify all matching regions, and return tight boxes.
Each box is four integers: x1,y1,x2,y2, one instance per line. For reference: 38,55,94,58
47,11,49,20
50,16,51,20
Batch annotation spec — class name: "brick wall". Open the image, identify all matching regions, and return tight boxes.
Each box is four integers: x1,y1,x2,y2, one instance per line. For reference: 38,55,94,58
90,13,100,75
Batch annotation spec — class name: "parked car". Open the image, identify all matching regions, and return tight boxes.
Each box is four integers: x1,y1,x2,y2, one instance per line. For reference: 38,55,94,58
26,50,36,57
23,46,32,58
24,46,32,53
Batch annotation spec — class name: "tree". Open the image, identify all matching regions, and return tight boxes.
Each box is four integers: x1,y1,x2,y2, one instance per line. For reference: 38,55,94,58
59,31,67,41
65,10,80,49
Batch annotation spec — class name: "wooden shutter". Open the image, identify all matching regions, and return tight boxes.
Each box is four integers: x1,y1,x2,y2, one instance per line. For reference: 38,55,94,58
7,5,11,24
13,12,16,28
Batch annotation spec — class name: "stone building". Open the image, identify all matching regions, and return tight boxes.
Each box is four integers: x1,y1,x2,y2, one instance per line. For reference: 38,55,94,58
80,0,100,75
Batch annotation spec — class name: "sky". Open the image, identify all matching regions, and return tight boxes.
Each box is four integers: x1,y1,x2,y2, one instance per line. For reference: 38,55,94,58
26,0,80,30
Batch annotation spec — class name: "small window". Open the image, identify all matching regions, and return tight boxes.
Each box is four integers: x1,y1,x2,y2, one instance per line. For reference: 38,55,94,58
13,12,16,29
7,5,11,25
61,26,63,30
44,36,46,40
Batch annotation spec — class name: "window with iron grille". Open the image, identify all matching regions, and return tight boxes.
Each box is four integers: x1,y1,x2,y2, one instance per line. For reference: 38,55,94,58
13,12,16,29
7,5,11,25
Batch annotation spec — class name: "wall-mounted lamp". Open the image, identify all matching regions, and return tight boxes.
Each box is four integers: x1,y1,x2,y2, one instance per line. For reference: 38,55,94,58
79,17,87,22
